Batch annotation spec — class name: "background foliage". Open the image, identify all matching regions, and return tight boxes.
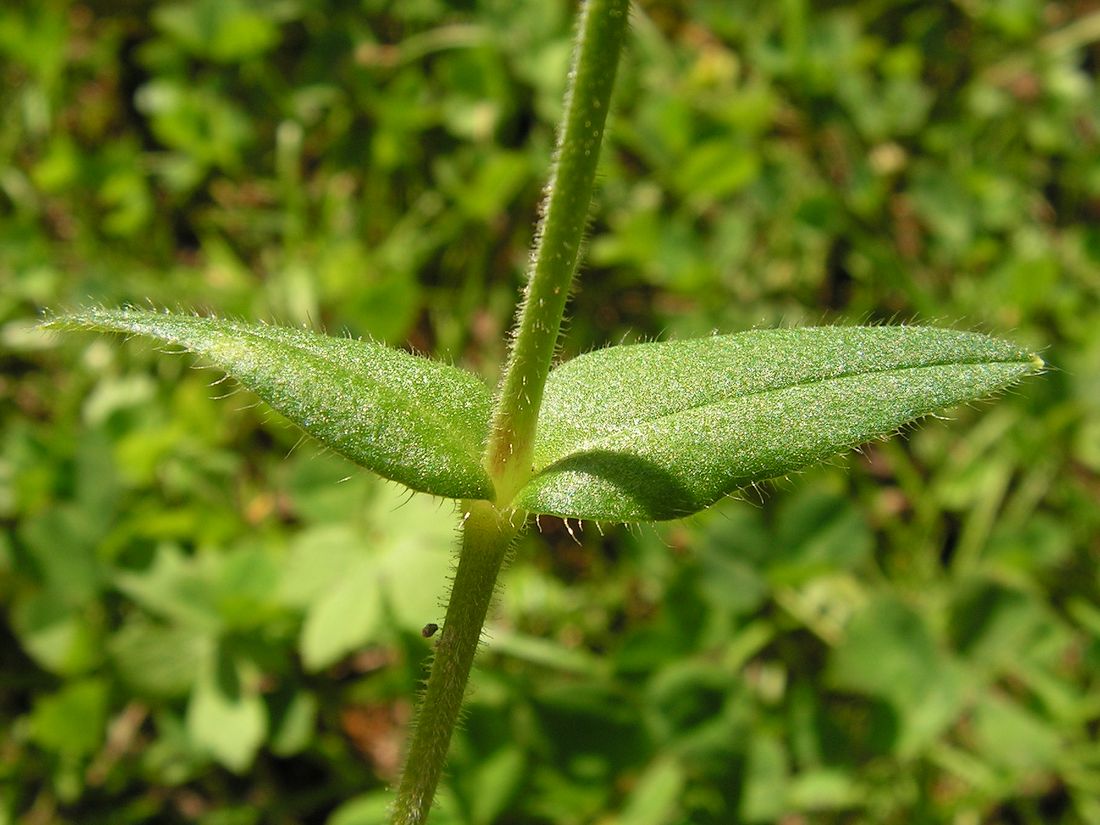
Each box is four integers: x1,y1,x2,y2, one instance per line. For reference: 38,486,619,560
2,0,1099,822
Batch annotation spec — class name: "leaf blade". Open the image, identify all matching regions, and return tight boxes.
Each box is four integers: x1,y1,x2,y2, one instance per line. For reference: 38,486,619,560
47,308,494,500
515,327,1041,521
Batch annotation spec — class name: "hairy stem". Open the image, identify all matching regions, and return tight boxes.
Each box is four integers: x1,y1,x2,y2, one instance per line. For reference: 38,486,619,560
390,3,629,821
486,0,630,502
391,501,517,825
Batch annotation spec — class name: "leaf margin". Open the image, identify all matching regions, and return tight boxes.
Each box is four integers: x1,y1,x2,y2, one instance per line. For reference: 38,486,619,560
43,307,496,501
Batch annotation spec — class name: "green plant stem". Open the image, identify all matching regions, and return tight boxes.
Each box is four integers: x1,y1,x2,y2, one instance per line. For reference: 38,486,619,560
391,4,629,821
486,0,630,502
391,501,517,825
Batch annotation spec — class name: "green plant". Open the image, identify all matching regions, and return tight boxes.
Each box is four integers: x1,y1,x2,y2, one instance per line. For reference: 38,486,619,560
45,0,1044,821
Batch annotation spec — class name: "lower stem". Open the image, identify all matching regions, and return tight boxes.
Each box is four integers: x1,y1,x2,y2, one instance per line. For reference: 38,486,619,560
390,500,518,825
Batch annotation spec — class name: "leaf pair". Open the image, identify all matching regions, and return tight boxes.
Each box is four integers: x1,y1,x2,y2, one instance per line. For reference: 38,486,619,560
49,309,1040,522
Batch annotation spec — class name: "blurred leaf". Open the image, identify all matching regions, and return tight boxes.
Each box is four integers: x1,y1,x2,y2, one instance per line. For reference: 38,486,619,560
299,558,383,672
28,678,109,758
108,619,211,699
517,327,1039,520
971,693,1061,774
616,757,684,825
11,591,102,676
364,486,458,634
19,505,106,605
644,660,734,747
279,448,372,522
198,807,261,825
828,596,965,754
769,491,873,584
286,486,456,670
134,81,253,174
1073,415,1100,472
692,540,769,617
487,630,608,677
438,150,531,221
986,514,1073,572
98,167,153,237
143,710,208,786
948,579,1054,677
212,545,283,631
786,769,861,810
314,240,421,346
269,691,317,757
0,3,69,83
278,525,368,610
327,793,392,825
741,736,788,823
153,0,283,62
186,648,267,772
675,139,760,206
327,788,464,825
115,544,222,632
47,309,494,499
463,745,526,825
82,374,157,427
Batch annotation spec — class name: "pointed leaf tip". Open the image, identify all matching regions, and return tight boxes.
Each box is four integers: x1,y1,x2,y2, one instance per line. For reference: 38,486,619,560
515,326,1040,521
49,308,494,500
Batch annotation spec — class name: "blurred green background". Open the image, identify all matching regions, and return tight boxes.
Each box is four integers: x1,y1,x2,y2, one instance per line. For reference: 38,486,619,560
3,0,1100,823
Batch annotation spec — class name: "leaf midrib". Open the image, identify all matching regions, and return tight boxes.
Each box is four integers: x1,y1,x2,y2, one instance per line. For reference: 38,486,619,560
538,354,1030,457
210,324,489,464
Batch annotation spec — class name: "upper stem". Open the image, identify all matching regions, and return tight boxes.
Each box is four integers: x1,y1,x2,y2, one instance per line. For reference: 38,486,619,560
485,0,630,501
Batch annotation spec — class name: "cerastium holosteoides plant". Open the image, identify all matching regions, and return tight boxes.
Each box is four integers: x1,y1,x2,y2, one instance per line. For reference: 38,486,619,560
45,1,1043,822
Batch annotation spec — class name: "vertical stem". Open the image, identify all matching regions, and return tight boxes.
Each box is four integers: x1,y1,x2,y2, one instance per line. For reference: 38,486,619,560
391,3,630,822
391,501,517,825
486,0,631,502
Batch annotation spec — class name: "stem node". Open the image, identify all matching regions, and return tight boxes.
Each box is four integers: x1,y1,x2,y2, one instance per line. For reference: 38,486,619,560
391,2,630,821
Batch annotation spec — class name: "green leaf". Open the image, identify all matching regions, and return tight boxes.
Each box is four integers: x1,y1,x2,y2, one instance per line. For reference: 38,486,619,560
515,326,1041,521
970,694,1061,774
827,597,965,755
108,619,211,699
292,485,457,671
269,691,318,757
46,308,494,500
186,647,267,773
28,678,110,758
153,0,282,63
299,557,383,672
617,757,685,825
11,591,102,675
327,790,464,825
